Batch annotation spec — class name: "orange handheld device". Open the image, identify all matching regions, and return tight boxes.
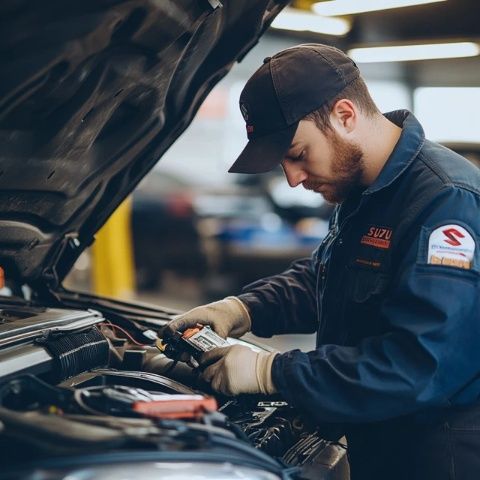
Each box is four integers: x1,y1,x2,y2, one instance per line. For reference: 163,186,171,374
157,324,228,361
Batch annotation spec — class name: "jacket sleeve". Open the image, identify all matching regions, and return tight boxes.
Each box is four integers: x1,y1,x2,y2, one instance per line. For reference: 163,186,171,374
272,187,480,423
237,255,318,337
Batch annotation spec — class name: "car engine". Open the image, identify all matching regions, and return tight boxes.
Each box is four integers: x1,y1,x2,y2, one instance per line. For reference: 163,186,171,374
0,299,348,480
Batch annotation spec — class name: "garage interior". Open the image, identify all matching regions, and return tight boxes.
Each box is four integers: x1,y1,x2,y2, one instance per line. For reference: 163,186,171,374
1,1,479,479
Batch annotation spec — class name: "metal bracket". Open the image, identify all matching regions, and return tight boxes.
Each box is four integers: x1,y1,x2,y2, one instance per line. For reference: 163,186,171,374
206,0,223,10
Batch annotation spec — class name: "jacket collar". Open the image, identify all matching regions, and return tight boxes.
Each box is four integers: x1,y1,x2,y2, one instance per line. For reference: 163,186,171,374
363,110,425,196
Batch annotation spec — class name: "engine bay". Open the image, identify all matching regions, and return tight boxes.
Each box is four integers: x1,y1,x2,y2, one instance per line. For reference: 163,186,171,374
0,300,348,480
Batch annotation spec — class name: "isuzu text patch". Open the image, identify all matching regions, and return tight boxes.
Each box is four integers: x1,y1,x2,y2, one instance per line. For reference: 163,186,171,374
427,224,475,269
360,226,393,250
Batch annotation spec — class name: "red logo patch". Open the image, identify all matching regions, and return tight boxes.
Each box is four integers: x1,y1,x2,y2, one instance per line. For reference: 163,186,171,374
360,226,393,250
442,228,465,247
246,125,254,134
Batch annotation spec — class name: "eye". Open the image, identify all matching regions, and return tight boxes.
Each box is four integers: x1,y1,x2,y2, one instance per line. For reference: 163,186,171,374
293,150,305,162
284,148,305,164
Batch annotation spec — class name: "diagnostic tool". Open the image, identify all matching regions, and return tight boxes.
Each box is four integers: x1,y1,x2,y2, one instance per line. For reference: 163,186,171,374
157,324,228,365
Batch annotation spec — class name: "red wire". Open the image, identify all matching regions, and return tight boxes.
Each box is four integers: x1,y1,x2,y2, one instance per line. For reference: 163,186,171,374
101,322,146,347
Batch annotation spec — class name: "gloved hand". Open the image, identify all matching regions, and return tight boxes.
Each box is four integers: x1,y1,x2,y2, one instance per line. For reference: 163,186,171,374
164,296,251,339
199,344,278,396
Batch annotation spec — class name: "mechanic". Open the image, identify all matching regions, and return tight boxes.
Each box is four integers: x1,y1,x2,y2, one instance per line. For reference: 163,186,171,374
165,44,480,479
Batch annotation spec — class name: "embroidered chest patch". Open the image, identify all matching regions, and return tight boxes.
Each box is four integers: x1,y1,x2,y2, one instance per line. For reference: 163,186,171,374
427,224,475,270
360,226,393,250
354,225,394,270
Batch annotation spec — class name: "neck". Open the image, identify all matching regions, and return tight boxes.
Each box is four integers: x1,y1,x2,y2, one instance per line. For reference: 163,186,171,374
360,114,402,186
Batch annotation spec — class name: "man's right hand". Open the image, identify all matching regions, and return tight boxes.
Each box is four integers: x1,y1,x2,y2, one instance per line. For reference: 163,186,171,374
163,296,252,339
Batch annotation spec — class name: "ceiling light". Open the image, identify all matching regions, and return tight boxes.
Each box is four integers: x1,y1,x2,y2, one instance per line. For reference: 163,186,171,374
312,0,447,17
271,7,351,36
348,42,480,63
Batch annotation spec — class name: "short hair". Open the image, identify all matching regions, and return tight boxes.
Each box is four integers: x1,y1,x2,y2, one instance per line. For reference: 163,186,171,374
304,76,380,133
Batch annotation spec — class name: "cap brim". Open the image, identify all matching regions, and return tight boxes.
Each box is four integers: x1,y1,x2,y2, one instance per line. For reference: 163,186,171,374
228,122,298,174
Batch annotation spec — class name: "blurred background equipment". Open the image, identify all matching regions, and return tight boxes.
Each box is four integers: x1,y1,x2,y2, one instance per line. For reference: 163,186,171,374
131,172,207,291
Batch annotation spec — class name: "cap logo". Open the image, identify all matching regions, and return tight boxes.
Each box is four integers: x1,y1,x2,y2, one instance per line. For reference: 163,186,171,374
240,102,249,121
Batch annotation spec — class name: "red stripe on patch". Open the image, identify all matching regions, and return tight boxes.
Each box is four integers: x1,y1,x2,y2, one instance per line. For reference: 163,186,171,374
360,236,391,249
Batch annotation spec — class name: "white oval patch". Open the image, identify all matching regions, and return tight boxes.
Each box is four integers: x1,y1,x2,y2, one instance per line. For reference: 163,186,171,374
428,224,475,269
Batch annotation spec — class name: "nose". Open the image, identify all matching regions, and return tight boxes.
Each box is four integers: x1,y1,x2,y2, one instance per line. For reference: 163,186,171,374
281,161,307,188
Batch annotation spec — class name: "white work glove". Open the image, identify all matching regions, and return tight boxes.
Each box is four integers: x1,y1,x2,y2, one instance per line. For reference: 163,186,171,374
164,296,251,339
199,344,278,396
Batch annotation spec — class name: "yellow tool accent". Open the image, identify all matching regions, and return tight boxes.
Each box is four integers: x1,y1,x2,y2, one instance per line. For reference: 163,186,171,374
293,0,317,10
92,197,136,298
155,338,167,352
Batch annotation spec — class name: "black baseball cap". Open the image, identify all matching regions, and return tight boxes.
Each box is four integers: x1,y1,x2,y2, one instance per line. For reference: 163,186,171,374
229,43,360,174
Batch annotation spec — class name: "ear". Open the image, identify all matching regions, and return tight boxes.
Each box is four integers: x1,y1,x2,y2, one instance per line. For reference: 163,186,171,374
330,99,356,134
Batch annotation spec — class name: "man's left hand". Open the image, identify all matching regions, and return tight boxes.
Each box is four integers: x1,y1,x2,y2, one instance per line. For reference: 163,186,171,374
199,344,278,396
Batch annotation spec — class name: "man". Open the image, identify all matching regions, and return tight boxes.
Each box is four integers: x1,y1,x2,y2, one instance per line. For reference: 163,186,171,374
165,44,480,479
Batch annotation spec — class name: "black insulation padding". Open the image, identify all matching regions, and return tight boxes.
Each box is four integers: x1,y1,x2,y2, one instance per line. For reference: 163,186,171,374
43,327,109,382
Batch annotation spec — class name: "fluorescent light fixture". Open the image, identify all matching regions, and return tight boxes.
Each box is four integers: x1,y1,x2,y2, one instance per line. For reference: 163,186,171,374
271,7,351,36
348,42,480,63
312,0,446,16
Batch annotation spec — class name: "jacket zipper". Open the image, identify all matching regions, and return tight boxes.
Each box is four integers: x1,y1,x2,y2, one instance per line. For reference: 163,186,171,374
316,200,365,345
315,220,338,345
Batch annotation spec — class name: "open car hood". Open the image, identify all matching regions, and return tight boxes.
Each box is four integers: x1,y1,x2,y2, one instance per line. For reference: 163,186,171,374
0,0,288,289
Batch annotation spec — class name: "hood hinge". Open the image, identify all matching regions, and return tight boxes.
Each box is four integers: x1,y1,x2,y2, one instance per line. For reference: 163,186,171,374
40,233,83,293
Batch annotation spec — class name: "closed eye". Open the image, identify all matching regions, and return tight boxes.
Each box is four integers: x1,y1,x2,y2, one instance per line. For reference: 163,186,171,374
291,150,305,162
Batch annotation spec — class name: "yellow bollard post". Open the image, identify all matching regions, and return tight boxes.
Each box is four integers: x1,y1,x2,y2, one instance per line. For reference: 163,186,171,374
91,197,136,299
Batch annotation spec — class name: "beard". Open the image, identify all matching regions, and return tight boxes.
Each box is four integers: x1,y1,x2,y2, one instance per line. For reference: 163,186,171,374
303,131,365,204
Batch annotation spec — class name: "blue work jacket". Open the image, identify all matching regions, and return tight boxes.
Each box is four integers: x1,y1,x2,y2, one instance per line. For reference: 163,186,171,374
238,110,480,424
